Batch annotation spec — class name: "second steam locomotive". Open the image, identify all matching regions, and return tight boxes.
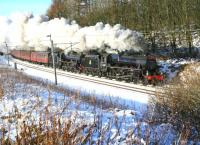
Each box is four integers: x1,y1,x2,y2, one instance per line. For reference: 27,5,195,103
11,48,164,85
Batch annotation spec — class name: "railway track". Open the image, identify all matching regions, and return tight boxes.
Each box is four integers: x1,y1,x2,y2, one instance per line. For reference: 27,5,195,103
13,59,163,96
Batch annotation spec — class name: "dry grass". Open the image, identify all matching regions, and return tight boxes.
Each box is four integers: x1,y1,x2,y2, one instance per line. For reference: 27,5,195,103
0,84,3,99
13,117,95,145
0,113,150,145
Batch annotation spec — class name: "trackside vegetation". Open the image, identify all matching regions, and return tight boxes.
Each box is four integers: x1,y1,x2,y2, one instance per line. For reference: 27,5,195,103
152,63,200,141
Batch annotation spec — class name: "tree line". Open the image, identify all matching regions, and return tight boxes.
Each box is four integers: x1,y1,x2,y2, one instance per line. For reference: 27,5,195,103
47,0,200,52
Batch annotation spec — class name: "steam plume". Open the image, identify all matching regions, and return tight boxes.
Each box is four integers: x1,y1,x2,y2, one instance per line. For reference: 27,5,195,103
0,13,146,53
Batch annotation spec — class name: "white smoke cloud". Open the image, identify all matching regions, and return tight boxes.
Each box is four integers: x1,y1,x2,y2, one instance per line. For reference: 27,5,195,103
0,13,146,53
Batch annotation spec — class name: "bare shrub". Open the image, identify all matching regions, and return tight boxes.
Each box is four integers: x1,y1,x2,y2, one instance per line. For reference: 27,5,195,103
152,63,200,139
0,84,3,99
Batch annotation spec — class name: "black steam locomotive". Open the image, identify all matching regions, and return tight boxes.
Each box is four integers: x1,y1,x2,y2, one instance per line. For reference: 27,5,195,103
59,50,164,84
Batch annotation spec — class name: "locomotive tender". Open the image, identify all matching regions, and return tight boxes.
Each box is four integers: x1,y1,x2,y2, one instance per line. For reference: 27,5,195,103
10,48,164,85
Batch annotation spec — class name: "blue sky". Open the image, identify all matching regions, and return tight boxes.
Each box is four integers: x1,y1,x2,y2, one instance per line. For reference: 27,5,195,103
0,0,52,16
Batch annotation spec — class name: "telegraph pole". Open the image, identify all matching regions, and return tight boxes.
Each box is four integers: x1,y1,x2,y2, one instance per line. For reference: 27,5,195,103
47,35,57,85
4,42,9,66
70,42,73,51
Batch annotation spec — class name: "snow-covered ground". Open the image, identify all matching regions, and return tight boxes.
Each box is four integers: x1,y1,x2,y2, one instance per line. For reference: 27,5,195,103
0,75,177,144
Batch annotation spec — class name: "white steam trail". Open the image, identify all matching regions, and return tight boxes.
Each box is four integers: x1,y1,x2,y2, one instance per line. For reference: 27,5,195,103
0,13,146,53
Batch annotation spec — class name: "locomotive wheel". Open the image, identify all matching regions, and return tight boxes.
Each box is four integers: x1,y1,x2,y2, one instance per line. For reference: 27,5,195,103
156,80,164,86
91,71,95,76
98,71,102,77
62,66,66,71
143,78,149,86
91,72,94,76
152,79,156,86
85,70,89,75
126,78,131,83
133,78,138,84
70,68,73,72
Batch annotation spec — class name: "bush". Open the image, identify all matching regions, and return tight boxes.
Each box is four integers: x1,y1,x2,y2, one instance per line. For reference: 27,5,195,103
0,85,3,98
152,63,200,137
